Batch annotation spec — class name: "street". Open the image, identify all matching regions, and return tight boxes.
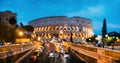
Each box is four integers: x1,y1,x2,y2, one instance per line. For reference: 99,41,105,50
20,42,86,63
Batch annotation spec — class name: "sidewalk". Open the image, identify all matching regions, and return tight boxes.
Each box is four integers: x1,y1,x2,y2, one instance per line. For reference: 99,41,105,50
15,45,36,63
80,44,120,51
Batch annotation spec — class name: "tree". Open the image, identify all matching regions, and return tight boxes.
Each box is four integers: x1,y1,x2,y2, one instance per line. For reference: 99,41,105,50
23,25,34,32
106,37,117,49
9,17,17,26
0,16,18,43
102,18,107,47
86,35,97,45
20,22,24,28
0,17,2,22
15,24,19,28
108,31,120,38
106,37,116,45
9,17,17,43
23,25,34,38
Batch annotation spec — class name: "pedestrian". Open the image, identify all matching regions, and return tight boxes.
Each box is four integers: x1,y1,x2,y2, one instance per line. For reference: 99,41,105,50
98,41,101,47
30,55,37,63
30,52,38,63
68,47,70,53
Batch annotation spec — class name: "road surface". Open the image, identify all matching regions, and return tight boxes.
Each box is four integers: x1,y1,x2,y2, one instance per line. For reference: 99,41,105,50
20,43,86,63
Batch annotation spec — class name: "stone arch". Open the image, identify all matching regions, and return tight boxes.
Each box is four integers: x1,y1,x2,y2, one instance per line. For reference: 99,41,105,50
55,26,59,31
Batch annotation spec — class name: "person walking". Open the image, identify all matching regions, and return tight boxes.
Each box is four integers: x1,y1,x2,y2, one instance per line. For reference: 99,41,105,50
30,52,38,63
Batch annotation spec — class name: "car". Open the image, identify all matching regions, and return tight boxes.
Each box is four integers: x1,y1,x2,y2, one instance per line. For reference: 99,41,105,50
49,57,55,63
38,47,43,52
49,52,55,58
60,48,66,54
0,42,5,46
64,52,69,58
24,42,29,45
34,50,41,56
40,46,44,50
5,42,13,46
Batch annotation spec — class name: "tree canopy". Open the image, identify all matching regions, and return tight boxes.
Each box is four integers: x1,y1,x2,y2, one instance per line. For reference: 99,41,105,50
86,35,97,43
23,25,34,32
106,37,117,46
20,22,24,28
102,18,107,38
101,18,107,47
9,17,17,25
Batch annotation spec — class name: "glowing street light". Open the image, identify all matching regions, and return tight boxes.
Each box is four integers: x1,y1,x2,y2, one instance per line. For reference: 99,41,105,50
116,37,118,39
105,34,108,37
89,38,91,40
19,31,23,36
19,31,23,43
37,37,41,41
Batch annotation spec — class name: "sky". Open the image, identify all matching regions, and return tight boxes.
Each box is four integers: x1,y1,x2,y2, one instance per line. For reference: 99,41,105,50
0,0,120,34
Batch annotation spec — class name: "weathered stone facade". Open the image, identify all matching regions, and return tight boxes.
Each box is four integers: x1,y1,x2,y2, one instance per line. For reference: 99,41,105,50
28,16,94,42
0,11,17,26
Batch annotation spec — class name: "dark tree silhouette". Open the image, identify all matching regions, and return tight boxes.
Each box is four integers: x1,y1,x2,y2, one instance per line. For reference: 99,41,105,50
0,17,1,22
108,31,120,38
102,18,107,47
20,22,24,28
9,17,17,43
23,25,34,32
9,17,17,26
15,24,19,28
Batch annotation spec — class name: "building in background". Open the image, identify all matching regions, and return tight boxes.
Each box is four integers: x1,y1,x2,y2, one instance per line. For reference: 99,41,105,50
0,11,17,27
28,16,94,42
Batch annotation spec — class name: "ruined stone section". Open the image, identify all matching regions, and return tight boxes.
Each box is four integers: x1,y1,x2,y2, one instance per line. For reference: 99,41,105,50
0,11,17,27
28,16,94,42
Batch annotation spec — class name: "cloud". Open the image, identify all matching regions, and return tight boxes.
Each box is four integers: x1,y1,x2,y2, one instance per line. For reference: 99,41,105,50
65,5,104,17
108,24,120,28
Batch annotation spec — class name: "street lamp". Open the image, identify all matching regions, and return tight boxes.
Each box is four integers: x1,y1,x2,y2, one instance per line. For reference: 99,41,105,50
37,37,41,41
105,34,108,37
89,38,91,40
82,37,84,43
19,31,23,36
19,31,23,43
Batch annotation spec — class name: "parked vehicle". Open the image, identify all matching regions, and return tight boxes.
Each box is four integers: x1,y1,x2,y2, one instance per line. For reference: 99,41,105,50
49,52,54,58
5,42,13,46
64,52,69,58
0,42,5,46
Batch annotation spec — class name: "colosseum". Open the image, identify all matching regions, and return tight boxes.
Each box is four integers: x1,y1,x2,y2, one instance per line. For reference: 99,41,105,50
28,16,94,42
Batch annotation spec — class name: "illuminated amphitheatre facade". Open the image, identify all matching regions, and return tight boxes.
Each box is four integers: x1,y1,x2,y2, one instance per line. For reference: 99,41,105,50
28,16,94,42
